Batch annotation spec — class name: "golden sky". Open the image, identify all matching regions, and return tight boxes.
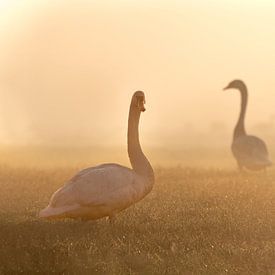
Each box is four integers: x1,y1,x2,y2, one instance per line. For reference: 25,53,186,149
0,0,275,146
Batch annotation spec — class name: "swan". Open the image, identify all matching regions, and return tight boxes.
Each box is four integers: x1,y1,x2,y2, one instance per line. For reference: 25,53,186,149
224,79,272,171
39,91,154,221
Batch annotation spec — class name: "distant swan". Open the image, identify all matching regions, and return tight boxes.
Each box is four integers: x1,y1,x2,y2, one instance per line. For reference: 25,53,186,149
224,80,272,171
39,91,154,221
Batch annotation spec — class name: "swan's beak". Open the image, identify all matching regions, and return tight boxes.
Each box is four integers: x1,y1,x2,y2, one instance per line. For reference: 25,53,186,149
223,85,229,91
138,101,146,112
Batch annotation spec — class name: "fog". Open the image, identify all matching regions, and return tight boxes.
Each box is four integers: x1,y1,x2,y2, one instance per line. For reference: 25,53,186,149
0,0,275,148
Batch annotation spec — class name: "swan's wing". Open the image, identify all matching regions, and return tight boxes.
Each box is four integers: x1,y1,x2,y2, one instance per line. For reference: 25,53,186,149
232,135,271,165
50,164,140,210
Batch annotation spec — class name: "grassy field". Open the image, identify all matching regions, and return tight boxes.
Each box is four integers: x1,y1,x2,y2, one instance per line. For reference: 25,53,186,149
0,148,275,274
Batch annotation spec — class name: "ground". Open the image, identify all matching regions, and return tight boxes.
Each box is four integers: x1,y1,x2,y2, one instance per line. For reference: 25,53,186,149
0,155,275,274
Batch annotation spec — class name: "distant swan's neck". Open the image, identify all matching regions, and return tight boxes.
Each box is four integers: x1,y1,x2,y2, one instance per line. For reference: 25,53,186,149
127,103,154,185
234,85,247,139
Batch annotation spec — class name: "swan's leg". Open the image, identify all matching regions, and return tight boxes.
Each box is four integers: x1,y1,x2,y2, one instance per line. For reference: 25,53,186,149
108,214,116,225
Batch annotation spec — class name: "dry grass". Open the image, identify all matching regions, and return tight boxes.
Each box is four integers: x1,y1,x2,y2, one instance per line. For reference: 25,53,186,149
0,148,275,274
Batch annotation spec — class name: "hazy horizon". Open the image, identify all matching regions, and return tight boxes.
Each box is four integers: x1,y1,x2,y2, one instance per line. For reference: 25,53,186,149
0,0,275,147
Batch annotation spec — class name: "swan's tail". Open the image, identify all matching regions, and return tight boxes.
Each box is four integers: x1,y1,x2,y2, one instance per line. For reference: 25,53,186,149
258,157,272,167
39,204,78,219
39,206,60,219
254,158,272,170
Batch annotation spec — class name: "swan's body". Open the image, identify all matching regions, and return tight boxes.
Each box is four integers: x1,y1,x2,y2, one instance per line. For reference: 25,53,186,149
224,80,272,171
40,91,154,220
231,135,270,171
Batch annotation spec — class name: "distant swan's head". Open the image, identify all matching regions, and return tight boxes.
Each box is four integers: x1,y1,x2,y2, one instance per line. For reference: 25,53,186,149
223,79,247,91
132,91,146,112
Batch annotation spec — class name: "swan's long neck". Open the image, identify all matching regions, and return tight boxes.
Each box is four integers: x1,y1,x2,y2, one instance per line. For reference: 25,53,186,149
234,85,248,139
127,102,154,185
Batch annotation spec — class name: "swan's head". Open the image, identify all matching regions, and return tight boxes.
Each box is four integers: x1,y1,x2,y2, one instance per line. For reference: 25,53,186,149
223,79,247,91
132,91,146,112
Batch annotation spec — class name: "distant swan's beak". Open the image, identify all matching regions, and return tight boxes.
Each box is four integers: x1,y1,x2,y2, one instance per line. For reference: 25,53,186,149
223,85,229,91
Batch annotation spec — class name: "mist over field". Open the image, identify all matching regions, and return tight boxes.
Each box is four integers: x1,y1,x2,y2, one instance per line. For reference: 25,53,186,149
0,1,275,274
0,0,275,149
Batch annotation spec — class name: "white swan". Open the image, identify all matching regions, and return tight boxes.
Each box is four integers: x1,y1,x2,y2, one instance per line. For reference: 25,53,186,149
39,91,154,221
224,80,272,171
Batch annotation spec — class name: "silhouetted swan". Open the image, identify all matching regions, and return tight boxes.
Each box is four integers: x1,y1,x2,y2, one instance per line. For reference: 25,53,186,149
224,80,272,171
39,91,154,221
